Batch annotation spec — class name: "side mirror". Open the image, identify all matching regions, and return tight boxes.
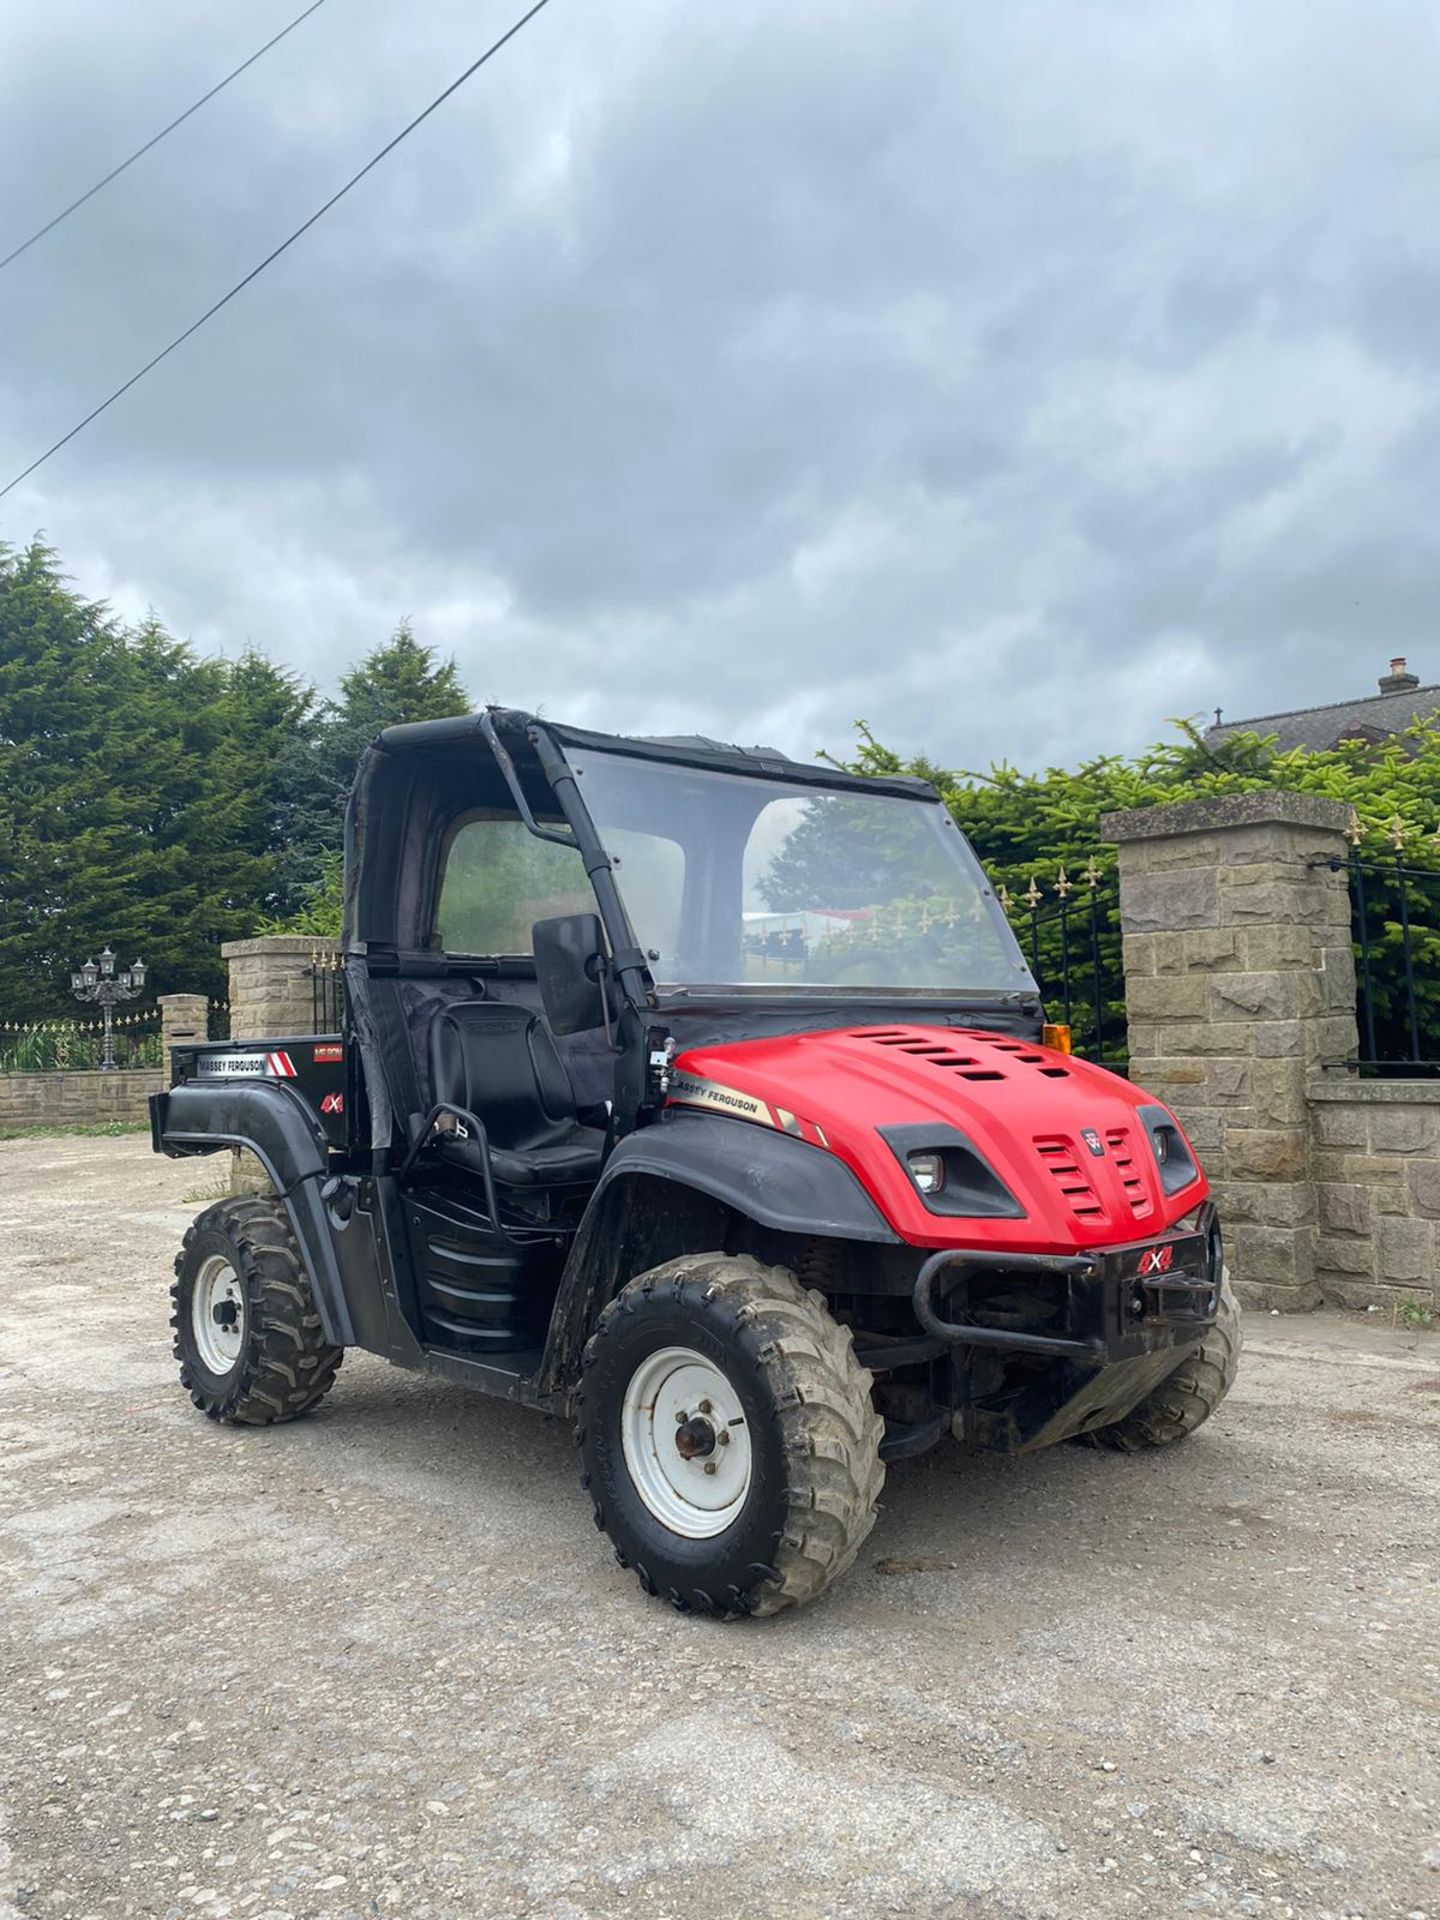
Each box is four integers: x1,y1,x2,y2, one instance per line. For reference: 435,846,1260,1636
533,913,612,1035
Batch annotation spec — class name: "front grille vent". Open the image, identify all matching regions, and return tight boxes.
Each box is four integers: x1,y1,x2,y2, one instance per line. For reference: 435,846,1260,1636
1033,1134,1103,1220
1106,1126,1154,1221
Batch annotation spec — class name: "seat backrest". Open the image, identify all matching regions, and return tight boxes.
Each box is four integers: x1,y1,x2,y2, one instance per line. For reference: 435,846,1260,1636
428,1002,578,1152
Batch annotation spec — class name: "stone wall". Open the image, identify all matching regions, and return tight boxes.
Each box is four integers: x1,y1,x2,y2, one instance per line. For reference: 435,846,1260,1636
1309,1082,1440,1311
0,1068,160,1131
0,994,215,1135
1104,792,1438,1316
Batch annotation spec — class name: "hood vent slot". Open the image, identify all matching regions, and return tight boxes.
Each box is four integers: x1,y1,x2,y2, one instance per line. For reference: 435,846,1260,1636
978,1039,1071,1077
861,1032,1006,1082
858,1029,1073,1086
861,1030,1069,1079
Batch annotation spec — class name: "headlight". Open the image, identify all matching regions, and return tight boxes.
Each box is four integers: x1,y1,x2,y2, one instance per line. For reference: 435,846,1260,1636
1154,1128,1170,1164
908,1151,946,1195
882,1127,1023,1218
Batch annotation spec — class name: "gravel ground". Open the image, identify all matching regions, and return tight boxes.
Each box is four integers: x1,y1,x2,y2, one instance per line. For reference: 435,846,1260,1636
1,1134,1437,1920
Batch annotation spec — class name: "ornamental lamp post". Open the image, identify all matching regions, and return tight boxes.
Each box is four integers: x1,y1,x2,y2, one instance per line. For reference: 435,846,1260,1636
70,947,147,1070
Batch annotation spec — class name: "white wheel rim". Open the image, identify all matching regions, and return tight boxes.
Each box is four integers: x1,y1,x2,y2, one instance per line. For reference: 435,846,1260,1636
192,1254,246,1375
620,1346,753,1539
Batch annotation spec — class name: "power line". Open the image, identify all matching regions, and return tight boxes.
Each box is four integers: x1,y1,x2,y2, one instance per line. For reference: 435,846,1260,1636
0,0,329,277
0,0,555,502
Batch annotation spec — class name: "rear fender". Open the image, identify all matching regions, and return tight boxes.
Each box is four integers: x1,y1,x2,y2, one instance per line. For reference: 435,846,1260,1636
539,1111,898,1394
151,1082,354,1346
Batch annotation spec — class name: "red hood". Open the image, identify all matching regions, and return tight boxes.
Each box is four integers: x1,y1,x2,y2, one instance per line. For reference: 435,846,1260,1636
668,1024,1207,1253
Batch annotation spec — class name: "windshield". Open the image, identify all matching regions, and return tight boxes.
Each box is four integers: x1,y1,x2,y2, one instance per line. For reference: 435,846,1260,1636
568,749,1033,994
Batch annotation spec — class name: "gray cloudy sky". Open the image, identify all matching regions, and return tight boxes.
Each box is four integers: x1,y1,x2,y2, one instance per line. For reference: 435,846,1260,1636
2,0,1437,771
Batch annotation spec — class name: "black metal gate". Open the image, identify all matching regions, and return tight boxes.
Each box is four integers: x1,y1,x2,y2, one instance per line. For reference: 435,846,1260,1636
997,860,1123,1066
308,951,345,1034
1332,825,1440,1075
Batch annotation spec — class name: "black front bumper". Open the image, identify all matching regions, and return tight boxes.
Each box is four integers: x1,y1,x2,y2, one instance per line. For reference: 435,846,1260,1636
912,1203,1221,1364
867,1205,1223,1457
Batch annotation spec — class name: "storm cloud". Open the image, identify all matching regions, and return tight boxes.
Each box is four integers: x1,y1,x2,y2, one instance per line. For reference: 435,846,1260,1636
2,0,1437,768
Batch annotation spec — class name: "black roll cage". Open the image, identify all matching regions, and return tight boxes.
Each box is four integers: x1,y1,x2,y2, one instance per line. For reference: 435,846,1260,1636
339,708,1042,1165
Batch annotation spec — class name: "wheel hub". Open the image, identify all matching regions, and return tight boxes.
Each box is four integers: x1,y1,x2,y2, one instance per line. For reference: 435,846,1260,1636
620,1347,752,1539
192,1255,246,1375
674,1414,717,1460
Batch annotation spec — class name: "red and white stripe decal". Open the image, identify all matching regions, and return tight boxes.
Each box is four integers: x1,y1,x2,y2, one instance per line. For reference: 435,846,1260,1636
265,1050,297,1078
766,1106,828,1148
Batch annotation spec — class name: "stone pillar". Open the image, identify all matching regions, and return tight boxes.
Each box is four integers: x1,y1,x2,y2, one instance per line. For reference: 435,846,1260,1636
1100,792,1358,1310
221,936,340,1041
159,992,208,1059
219,937,339,1196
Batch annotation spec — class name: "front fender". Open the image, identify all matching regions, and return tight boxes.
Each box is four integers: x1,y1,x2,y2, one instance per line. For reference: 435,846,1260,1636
152,1081,354,1347
539,1111,899,1395
596,1112,900,1243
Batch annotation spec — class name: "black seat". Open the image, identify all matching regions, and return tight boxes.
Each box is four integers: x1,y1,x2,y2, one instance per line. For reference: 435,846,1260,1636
427,1002,605,1187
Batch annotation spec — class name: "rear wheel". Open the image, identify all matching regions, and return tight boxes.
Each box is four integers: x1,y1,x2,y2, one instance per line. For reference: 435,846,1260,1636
171,1196,343,1425
576,1253,885,1617
1084,1276,1241,1451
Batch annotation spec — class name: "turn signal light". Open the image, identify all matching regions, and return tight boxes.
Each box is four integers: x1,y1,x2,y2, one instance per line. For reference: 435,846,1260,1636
1042,1023,1073,1054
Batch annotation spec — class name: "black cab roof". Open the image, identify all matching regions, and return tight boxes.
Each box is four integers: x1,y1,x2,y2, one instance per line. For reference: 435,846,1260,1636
371,707,939,802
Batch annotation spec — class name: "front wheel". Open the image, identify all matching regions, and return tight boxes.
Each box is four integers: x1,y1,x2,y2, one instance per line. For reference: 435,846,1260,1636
171,1196,343,1425
576,1254,885,1618
1083,1276,1241,1451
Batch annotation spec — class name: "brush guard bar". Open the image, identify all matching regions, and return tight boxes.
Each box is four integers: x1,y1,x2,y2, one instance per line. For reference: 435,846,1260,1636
911,1205,1220,1363
913,1249,1105,1360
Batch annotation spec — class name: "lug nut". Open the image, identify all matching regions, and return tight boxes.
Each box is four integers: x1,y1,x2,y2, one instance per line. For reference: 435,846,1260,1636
718,1430,730,1446
698,1399,713,1415
675,1409,687,1423
703,1462,717,1475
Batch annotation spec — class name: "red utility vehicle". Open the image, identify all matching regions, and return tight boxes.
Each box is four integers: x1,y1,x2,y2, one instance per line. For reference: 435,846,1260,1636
154,710,1238,1617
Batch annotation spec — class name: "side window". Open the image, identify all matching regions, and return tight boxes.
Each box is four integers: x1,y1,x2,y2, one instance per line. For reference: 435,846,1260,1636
435,816,591,954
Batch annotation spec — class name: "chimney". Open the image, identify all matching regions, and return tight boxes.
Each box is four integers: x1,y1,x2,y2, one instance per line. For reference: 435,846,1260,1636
1379,656,1419,694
